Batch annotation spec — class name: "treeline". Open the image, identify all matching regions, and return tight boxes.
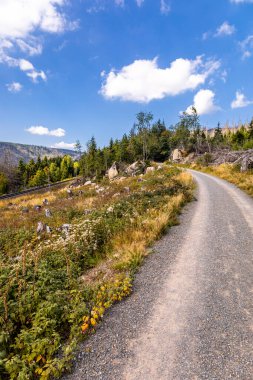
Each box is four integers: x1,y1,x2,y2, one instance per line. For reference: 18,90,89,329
79,113,171,179
1,110,253,195
0,155,79,195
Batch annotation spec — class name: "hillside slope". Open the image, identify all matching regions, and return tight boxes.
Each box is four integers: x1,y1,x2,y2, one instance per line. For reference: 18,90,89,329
0,141,78,166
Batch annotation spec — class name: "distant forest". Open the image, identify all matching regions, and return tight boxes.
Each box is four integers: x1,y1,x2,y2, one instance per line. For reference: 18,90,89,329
1,109,253,195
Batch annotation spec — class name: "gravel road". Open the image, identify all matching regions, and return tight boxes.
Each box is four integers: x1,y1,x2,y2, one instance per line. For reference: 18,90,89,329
63,170,253,380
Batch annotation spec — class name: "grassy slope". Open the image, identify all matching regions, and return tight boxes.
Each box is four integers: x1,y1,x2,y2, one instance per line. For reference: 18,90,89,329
189,162,253,197
0,166,194,380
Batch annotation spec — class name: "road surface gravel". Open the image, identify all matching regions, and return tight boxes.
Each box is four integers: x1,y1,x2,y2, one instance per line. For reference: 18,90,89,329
63,170,253,380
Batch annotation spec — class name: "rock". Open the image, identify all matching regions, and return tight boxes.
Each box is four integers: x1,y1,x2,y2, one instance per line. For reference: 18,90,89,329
183,152,196,163
107,206,114,213
172,149,184,161
21,207,29,214
146,166,155,173
240,156,253,172
108,162,119,180
43,198,49,205
157,165,163,170
66,189,73,197
124,186,130,193
84,209,93,215
137,178,144,182
78,190,84,195
84,180,92,186
34,205,42,211
61,224,71,234
125,161,146,176
112,193,120,198
37,222,45,233
46,225,52,233
45,209,52,217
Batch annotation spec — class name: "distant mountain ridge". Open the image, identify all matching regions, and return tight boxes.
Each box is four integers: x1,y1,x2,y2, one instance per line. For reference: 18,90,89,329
0,141,78,166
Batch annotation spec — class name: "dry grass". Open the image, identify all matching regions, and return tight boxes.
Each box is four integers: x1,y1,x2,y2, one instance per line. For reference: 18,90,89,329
191,163,253,197
82,193,186,284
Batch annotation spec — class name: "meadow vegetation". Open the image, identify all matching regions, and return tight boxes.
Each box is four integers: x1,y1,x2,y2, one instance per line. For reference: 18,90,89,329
0,165,194,379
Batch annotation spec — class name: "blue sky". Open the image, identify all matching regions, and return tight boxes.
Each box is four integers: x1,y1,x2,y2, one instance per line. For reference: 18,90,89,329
1,0,253,149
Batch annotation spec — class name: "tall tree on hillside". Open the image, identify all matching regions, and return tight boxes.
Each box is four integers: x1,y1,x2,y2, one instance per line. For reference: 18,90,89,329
74,139,82,160
135,111,154,160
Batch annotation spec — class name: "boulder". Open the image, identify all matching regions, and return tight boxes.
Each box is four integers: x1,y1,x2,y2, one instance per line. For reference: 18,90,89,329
125,161,146,176
61,224,71,235
172,149,183,161
45,209,52,217
108,162,119,180
66,188,73,197
46,225,52,234
37,222,45,233
146,166,155,173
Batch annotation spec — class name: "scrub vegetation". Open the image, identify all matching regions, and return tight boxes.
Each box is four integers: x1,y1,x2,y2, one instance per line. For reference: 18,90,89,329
0,165,194,379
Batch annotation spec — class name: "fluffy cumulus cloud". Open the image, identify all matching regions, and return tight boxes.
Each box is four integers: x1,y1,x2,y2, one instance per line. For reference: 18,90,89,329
26,126,65,137
6,82,22,93
0,0,77,84
52,141,75,149
186,89,220,115
231,91,253,108
101,56,220,103
215,22,236,36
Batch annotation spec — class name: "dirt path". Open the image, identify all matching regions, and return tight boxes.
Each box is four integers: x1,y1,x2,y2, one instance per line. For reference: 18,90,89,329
63,170,253,380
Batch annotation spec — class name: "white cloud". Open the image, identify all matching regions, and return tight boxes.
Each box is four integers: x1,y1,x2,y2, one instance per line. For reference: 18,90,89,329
136,0,144,6
16,38,43,56
240,35,253,59
231,91,253,108
26,126,65,137
186,89,220,115
160,0,171,14
101,56,220,103
215,22,236,36
0,0,75,39
52,141,75,149
0,0,76,82
6,82,22,93
19,59,34,71
27,70,47,83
